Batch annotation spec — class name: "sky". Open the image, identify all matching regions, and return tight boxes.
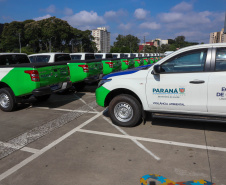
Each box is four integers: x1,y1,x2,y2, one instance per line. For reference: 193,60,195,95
0,0,226,44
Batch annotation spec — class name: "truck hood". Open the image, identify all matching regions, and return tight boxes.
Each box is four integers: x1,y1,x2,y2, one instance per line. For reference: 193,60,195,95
102,64,152,79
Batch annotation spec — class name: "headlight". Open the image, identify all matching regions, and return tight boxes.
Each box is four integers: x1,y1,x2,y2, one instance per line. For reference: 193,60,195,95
98,79,112,88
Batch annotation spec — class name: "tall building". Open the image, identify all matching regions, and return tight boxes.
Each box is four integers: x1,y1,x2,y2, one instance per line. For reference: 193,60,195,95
92,27,110,53
209,12,226,43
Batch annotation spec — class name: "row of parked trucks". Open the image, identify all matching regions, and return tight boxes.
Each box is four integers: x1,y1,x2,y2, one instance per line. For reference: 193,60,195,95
0,52,163,112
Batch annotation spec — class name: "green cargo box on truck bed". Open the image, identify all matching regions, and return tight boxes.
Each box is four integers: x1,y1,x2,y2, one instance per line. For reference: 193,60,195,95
67,59,102,83
0,62,71,97
134,57,143,67
142,57,149,65
102,58,121,75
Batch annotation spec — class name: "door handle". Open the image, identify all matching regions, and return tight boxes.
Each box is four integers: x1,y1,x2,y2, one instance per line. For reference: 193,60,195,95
189,80,205,84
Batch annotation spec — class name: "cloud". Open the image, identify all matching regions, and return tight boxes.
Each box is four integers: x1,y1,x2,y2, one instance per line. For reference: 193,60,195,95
159,12,183,23
134,8,150,20
33,14,51,21
118,23,133,31
1,16,14,22
64,8,73,16
63,11,105,30
174,31,209,43
139,22,161,30
104,9,128,22
171,2,193,12
42,5,56,13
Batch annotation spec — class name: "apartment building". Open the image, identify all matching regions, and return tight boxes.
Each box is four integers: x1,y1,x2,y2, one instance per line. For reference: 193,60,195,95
209,12,226,43
210,28,226,43
92,27,110,53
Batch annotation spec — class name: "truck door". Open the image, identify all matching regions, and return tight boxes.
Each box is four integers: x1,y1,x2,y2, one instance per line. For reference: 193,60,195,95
208,47,226,114
146,48,211,113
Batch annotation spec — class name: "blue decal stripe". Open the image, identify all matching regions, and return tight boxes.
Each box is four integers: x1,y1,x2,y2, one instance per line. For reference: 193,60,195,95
102,70,139,79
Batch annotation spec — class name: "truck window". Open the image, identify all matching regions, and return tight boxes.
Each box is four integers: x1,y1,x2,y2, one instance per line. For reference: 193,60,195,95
95,55,103,59
29,56,36,63
215,48,226,71
106,54,113,58
55,54,71,62
0,54,30,66
34,55,50,63
161,49,207,73
85,54,95,60
71,55,82,60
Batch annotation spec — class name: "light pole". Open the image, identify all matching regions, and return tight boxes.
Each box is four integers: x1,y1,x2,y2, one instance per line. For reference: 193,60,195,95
18,33,21,53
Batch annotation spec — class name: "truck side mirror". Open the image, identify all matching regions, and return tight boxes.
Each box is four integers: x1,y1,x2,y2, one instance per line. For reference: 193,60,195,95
153,64,162,74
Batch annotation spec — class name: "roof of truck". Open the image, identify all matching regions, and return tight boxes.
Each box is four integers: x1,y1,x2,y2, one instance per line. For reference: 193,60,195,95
28,53,69,57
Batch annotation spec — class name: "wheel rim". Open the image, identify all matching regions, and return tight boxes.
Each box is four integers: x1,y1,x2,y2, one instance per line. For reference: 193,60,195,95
114,102,133,122
0,93,10,109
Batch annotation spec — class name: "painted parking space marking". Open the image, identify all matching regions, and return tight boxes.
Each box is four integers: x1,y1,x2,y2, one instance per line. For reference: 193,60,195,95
34,107,99,114
20,147,40,154
75,94,160,161
0,101,98,160
0,111,103,182
0,141,39,154
77,129,226,152
101,115,161,161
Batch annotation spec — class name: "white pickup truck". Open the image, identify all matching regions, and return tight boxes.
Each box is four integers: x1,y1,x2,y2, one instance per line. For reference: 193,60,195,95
96,43,226,127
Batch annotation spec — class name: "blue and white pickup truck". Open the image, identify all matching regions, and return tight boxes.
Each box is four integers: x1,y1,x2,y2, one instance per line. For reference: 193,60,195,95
96,43,226,127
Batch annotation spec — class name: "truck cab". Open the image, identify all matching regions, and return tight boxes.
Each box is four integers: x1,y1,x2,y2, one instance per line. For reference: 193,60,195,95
70,53,95,60
29,53,71,63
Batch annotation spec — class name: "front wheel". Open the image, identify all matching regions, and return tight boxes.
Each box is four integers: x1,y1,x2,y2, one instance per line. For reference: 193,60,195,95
0,87,16,112
108,94,142,127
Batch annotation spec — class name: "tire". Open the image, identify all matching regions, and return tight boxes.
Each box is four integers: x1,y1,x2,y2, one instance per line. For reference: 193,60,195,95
0,87,16,112
73,81,86,92
108,94,142,127
35,94,51,101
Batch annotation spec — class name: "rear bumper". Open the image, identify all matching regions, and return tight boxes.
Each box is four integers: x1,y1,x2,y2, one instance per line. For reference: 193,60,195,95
32,81,72,96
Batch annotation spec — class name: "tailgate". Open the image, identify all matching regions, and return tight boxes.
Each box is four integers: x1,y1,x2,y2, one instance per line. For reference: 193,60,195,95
88,61,102,76
38,64,70,87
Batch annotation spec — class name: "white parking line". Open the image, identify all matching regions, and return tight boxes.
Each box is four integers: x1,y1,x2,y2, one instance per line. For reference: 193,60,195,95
34,107,99,114
0,111,103,182
75,95,160,161
20,147,40,154
100,116,160,161
0,142,39,154
0,101,98,159
78,129,226,152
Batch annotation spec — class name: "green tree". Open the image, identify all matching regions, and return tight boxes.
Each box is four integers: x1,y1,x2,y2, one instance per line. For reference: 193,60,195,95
1,20,33,52
111,34,140,53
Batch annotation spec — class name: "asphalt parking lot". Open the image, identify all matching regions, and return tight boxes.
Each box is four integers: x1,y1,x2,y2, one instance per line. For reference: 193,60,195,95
0,84,226,185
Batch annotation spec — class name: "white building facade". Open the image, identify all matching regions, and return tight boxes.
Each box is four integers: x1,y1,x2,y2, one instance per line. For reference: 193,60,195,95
92,27,110,53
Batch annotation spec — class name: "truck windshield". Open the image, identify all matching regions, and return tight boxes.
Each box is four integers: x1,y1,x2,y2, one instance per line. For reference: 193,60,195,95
55,54,71,62
0,54,30,66
71,55,82,60
85,54,95,60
